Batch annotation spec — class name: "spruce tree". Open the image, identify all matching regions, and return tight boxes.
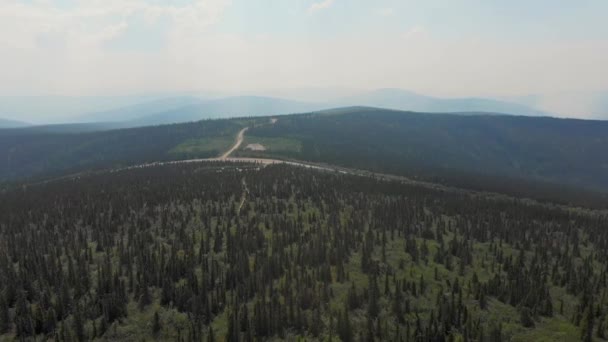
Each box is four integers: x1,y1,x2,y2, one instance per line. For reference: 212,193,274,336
153,311,161,335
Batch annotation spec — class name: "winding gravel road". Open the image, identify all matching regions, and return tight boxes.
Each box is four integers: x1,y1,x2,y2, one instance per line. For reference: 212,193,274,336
25,121,580,215
31,120,458,197
219,127,248,160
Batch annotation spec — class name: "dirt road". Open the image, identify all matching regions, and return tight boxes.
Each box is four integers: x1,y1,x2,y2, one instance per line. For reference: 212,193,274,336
220,127,248,160
40,122,454,196
113,124,397,178
28,121,579,213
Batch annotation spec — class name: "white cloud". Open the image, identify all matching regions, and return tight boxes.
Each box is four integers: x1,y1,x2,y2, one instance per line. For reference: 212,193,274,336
308,0,334,14
0,0,607,120
0,0,230,50
0,0,232,96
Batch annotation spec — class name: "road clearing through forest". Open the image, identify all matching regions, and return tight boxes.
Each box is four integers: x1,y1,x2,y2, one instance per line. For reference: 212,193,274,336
29,121,509,203
219,127,248,160
101,122,447,191
23,122,596,218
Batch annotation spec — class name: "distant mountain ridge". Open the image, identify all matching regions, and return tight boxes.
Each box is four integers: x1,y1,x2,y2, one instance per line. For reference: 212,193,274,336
128,96,327,126
336,89,549,117
72,91,552,127
0,95,172,124
0,90,556,129
0,122,125,135
0,118,29,128
76,96,206,123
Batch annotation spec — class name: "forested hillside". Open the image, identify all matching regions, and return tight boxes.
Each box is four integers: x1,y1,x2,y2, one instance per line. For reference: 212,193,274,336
241,108,608,193
0,119,247,181
3,108,608,208
1,162,607,341
335,89,548,117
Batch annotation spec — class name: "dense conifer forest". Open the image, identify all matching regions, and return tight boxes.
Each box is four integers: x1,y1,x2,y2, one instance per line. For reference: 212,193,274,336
0,119,247,182
243,108,608,194
4,109,608,210
1,162,607,341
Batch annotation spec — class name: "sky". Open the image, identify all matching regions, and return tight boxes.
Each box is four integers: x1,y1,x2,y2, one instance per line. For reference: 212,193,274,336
0,0,607,117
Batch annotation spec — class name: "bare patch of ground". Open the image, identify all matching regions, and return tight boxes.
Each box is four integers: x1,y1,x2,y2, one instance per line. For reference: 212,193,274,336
244,143,266,151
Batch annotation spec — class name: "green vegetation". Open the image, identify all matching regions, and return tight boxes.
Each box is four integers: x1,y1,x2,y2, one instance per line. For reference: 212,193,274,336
170,135,236,157
0,119,244,181
2,108,608,208
1,162,608,341
246,108,608,206
237,135,303,157
512,318,581,342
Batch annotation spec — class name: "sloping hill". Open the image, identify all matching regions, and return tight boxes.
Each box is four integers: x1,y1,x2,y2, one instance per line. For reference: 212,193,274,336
75,96,205,123
0,95,170,124
0,122,128,134
337,89,549,116
242,107,608,193
0,91,554,128
3,107,608,206
130,96,326,126
0,119,248,181
105,91,549,127
0,118,29,128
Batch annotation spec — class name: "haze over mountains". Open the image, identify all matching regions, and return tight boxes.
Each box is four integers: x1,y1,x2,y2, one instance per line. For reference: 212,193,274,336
0,95,172,124
334,89,550,117
3,1,608,340
121,96,328,127
0,118,29,129
504,91,608,120
0,88,568,129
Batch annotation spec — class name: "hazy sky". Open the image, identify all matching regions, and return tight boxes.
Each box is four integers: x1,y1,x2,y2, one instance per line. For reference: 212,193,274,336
1,0,607,102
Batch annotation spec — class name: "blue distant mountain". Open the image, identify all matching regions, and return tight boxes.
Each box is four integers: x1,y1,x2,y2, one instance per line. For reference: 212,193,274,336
76,96,205,123
127,96,328,126
0,118,29,128
336,89,550,117
78,91,552,128
7,90,552,130
0,95,172,124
